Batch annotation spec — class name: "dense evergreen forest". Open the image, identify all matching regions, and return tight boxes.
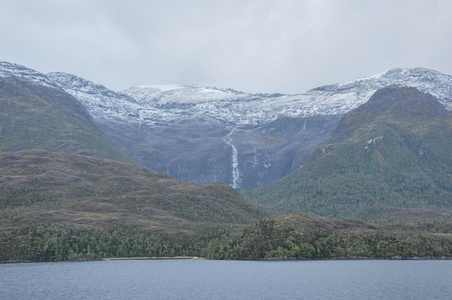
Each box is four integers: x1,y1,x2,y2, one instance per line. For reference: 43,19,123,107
2,214,451,262
0,223,228,261
202,214,452,260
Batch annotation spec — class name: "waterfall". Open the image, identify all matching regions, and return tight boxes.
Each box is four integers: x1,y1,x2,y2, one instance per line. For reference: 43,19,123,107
223,129,240,189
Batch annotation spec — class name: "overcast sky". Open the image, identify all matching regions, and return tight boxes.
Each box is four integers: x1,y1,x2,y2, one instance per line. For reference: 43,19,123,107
1,0,451,94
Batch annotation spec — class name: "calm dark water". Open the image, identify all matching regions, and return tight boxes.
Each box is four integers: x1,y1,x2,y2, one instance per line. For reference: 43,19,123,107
1,259,451,299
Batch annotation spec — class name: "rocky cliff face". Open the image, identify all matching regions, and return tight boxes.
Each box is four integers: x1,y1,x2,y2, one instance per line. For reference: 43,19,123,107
46,67,452,189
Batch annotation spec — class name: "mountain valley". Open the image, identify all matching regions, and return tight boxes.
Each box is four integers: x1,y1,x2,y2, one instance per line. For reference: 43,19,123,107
1,61,451,261
48,67,452,189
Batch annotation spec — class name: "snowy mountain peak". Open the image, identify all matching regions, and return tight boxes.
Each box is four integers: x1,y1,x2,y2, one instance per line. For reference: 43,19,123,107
0,61,58,89
137,84,184,92
48,72,116,96
306,67,452,112
42,66,452,129
116,67,452,127
311,67,452,101
47,66,452,129
121,84,249,106
4,61,452,190
47,72,139,123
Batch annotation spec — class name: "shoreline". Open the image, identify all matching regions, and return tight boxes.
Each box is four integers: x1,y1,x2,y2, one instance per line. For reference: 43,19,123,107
103,256,205,261
2,255,451,264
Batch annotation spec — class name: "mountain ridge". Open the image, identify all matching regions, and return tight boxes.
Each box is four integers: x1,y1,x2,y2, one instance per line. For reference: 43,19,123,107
0,63,271,261
3,61,452,189
1,61,451,261
246,86,452,220
50,67,452,128
331,85,450,143
0,62,132,162
3,62,451,125
46,65,452,189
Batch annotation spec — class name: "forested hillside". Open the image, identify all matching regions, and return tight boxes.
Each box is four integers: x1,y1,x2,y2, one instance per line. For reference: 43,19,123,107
0,63,267,262
203,214,452,259
0,63,131,162
246,87,452,220
0,150,267,261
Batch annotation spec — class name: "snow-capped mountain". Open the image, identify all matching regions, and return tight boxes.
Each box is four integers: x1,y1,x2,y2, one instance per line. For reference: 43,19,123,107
47,72,139,124
120,68,452,127
0,61,58,89
307,67,452,111
47,66,452,189
0,61,130,161
3,61,452,189
47,67,452,131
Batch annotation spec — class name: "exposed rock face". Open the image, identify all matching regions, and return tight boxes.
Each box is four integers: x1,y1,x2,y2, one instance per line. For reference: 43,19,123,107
46,67,452,189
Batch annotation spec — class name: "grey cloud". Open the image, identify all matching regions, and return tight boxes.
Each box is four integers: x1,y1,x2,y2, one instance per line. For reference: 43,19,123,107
1,0,451,93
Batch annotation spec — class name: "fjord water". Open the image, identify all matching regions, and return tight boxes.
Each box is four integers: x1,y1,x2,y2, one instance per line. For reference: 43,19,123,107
1,260,451,299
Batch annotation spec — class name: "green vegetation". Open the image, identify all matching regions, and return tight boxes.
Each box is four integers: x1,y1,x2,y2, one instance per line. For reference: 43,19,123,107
0,223,229,262
0,74,268,262
0,150,266,224
1,81,451,262
0,75,131,162
0,150,267,262
246,87,452,220
202,214,452,259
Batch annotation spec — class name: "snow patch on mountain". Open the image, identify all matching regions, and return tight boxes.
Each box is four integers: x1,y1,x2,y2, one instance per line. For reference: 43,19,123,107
309,67,452,111
3,62,452,190
3,62,451,141
0,61,58,89
47,72,140,124
43,66,452,131
2,63,451,128
117,68,452,128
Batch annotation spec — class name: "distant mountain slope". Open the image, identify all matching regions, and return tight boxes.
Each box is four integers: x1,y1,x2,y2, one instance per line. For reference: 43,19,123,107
0,61,270,262
56,68,452,126
46,72,140,156
0,62,131,162
246,86,452,220
0,150,267,261
48,67,452,189
0,150,265,226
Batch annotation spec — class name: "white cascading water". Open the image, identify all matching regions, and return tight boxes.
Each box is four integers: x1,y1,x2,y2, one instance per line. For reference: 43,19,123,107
223,129,240,189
